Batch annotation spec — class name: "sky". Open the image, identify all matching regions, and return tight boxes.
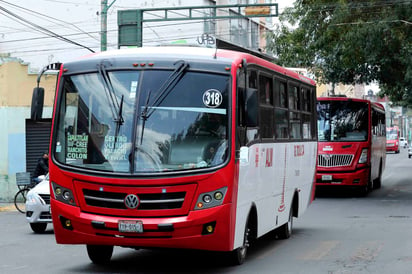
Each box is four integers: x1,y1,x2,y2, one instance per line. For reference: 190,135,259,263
0,0,295,70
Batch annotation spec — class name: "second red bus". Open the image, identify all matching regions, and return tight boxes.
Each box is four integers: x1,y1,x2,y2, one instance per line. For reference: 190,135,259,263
316,97,386,195
386,126,400,153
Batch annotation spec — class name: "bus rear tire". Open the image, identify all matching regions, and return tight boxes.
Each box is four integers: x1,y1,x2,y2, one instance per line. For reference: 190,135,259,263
86,245,113,265
276,206,293,239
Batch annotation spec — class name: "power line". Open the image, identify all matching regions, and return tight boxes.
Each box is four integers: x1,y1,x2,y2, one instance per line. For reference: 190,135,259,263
0,5,95,52
0,0,99,41
4,1,408,57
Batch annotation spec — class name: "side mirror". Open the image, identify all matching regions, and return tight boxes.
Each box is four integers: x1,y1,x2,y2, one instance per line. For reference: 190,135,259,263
31,87,44,121
245,88,258,127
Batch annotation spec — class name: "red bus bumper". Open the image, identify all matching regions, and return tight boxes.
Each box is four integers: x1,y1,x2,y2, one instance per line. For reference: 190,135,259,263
386,145,399,152
52,200,233,252
316,167,369,187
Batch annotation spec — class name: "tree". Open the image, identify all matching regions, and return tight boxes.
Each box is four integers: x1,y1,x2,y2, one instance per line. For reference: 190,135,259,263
266,0,412,104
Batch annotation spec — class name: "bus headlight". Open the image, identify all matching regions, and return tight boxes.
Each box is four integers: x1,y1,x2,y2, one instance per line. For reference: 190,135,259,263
52,182,77,206
358,148,368,164
194,187,227,210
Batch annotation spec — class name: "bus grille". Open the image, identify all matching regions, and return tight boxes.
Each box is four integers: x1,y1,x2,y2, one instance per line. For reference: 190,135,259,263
318,154,354,167
83,189,186,210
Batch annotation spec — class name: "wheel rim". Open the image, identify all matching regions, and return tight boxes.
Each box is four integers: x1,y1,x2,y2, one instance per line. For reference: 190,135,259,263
288,210,293,234
239,227,250,260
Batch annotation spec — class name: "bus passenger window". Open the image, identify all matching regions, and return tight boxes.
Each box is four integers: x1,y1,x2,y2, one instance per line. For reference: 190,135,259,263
259,74,273,105
274,80,288,108
275,109,289,139
302,114,312,139
248,70,257,89
260,107,274,139
290,112,301,139
301,88,312,112
288,85,300,110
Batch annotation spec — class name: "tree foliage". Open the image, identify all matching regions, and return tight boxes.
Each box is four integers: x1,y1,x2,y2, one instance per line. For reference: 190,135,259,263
266,0,412,104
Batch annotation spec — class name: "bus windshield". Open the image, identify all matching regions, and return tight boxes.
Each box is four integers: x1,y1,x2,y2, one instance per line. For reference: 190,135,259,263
317,100,368,142
386,129,398,140
54,69,230,174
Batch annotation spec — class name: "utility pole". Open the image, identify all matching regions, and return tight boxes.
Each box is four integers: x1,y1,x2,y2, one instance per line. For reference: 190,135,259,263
101,0,117,51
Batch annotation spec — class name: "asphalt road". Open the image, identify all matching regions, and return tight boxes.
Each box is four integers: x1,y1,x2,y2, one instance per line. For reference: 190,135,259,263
1,148,412,273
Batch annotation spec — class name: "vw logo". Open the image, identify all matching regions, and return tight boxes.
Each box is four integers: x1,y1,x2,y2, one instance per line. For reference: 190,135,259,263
124,194,140,209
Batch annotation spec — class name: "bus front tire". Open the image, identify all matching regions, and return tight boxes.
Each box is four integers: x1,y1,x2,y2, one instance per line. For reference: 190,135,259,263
373,162,382,189
87,245,113,265
229,219,251,265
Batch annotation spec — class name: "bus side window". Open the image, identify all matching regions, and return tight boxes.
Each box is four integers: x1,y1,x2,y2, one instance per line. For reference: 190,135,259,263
274,79,289,139
288,83,302,140
288,84,300,110
372,109,378,136
245,69,259,143
275,109,289,139
259,74,274,139
248,70,257,89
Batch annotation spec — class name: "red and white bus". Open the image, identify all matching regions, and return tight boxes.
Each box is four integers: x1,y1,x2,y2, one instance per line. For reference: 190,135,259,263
386,126,400,153
32,46,317,265
316,97,386,195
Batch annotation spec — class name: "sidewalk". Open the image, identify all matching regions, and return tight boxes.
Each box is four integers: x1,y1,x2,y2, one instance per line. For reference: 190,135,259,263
0,203,16,212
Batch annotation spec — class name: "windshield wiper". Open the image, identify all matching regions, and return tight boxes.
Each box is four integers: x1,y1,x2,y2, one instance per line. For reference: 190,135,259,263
139,90,151,145
137,60,189,144
97,62,124,126
141,60,189,120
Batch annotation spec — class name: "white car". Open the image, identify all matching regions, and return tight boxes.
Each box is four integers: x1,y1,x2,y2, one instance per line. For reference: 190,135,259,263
25,174,52,233
400,137,408,148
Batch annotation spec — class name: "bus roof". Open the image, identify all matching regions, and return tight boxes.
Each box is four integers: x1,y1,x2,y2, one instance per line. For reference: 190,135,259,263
317,96,385,111
77,46,316,86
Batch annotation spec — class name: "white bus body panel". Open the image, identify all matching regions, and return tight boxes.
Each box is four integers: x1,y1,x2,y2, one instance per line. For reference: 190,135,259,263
233,141,317,249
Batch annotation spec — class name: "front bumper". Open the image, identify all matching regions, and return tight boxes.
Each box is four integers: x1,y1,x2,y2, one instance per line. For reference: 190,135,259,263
316,167,369,186
386,144,399,152
52,199,233,252
26,203,52,223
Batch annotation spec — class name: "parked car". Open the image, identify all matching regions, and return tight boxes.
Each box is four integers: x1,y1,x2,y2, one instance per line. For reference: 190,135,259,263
400,137,408,148
25,174,51,233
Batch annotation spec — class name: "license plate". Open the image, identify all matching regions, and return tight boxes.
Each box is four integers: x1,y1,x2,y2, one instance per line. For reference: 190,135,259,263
118,220,143,233
322,175,332,181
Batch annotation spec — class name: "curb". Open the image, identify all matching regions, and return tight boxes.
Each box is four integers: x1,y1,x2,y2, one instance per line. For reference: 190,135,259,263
0,204,17,212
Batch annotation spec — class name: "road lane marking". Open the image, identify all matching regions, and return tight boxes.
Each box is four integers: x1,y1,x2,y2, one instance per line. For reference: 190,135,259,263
351,241,383,263
300,241,340,260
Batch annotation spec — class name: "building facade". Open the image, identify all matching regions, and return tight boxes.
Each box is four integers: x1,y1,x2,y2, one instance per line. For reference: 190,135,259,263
0,56,56,202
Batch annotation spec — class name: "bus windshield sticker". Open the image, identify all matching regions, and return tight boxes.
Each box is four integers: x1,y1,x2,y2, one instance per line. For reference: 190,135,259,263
202,89,222,108
130,81,138,99
103,135,128,161
66,134,88,159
